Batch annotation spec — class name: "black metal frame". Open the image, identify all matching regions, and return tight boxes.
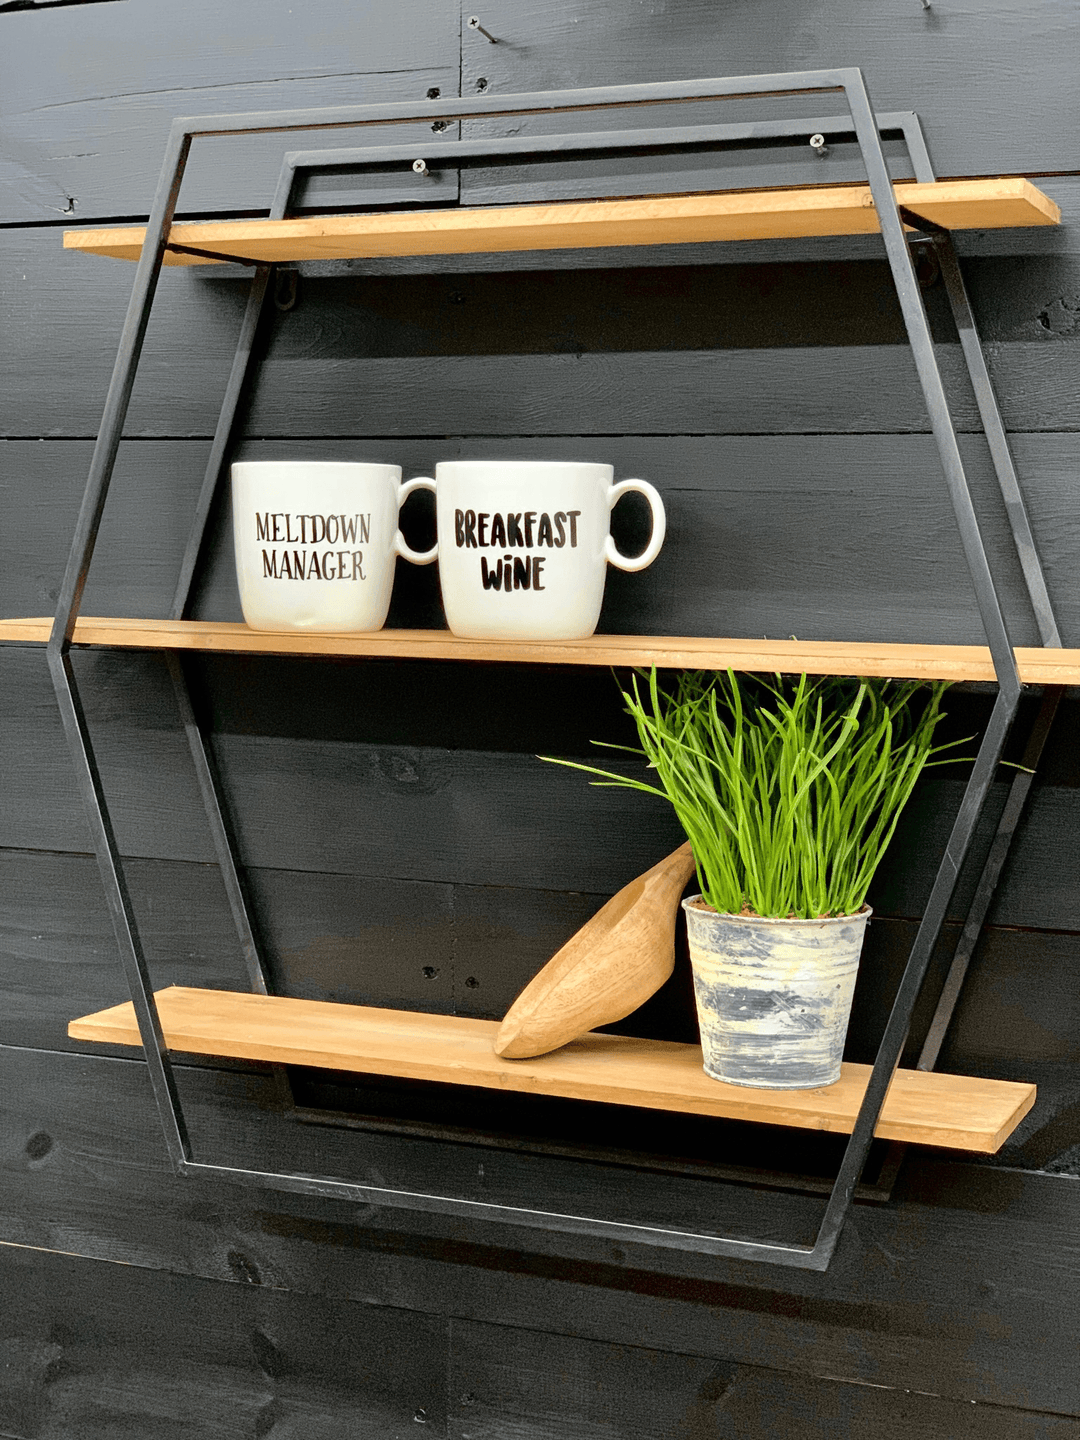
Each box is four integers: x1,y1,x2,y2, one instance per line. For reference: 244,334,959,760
47,69,1060,1271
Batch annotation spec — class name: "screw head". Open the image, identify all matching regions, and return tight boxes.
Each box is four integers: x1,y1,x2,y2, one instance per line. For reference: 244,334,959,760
809,133,826,150
412,158,428,175
468,14,481,26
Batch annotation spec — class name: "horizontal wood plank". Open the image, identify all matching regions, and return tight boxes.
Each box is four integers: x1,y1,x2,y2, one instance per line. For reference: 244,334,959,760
8,1,1080,224
0,0,457,224
14,230,1080,453
3,615,1079,684
4,647,1079,932
449,1316,1080,1439
62,180,1060,265
68,986,1036,1151
7,0,1080,1418
3,846,1077,1173
0,1243,449,1437
13,199,1080,444
6,1244,1079,1440
460,0,1080,190
2,1043,1078,1410
7,436,1080,655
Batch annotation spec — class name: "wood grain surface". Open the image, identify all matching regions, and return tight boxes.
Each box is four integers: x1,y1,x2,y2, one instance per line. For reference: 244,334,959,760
62,179,1061,266
6,435,1080,654
67,985,1036,1151
2,845,1077,1176
2,1245,1077,1439
2,1044,1080,1416
447,1318,1080,1439
6,0,1080,225
5,615,1080,683
459,0,1080,183
494,842,697,1057
0,1243,449,1439
2,645,1078,934
0,0,457,224
12,223,1080,441
5,0,1080,1426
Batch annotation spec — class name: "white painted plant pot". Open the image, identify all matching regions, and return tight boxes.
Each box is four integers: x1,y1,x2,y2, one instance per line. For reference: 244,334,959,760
681,898,871,1090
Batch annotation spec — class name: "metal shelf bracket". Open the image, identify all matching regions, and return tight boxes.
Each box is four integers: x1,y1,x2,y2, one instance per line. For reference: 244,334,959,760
48,69,1060,1271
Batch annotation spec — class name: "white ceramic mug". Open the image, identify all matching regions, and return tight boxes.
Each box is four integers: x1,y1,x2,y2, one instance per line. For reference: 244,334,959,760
409,460,666,640
231,460,436,633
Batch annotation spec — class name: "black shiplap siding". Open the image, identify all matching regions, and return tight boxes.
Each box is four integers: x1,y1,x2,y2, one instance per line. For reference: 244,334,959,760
2,1,1079,1432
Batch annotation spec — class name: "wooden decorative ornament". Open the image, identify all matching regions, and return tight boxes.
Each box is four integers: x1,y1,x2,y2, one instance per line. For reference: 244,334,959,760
494,841,697,1059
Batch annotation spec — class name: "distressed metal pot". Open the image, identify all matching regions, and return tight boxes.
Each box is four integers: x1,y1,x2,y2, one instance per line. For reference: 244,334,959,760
681,897,871,1090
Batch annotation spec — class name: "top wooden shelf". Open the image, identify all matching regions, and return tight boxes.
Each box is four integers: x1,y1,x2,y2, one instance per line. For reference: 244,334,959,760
63,178,1060,265
3,615,1079,684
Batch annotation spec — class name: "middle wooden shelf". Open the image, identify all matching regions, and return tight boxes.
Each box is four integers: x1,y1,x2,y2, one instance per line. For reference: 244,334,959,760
2,615,1079,683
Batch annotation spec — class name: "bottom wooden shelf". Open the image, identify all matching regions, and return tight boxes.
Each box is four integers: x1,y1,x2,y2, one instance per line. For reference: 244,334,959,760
69,986,1034,1154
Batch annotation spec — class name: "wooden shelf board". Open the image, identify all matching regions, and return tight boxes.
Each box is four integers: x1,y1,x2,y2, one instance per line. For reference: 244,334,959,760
62,179,1060,266
69,986,1034,1153
3,615,1079,684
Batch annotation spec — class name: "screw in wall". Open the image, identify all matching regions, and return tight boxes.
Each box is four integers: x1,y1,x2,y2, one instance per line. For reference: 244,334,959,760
467,14,499,42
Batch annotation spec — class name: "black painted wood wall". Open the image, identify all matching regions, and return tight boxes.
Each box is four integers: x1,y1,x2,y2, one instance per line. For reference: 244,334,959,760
3,2,1080,1434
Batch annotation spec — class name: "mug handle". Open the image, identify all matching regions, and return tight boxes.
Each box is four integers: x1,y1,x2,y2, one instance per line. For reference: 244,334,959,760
395,476,439,565
604,479,666,573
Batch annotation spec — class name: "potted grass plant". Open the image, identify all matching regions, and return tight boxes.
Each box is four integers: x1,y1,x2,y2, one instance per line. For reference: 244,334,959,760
545,669,961,1090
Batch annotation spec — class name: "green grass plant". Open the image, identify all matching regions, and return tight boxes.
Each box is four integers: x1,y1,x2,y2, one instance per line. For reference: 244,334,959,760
544,669,965,919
